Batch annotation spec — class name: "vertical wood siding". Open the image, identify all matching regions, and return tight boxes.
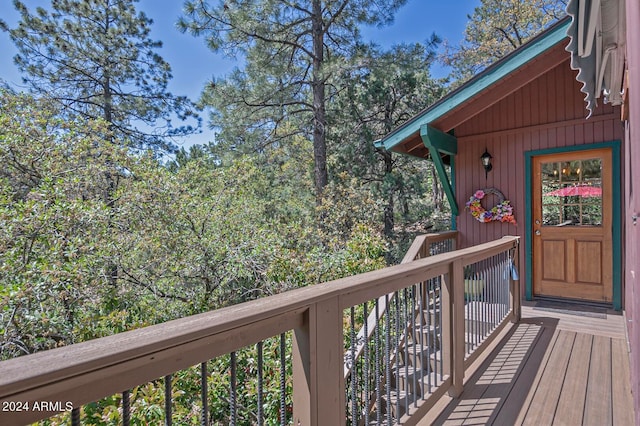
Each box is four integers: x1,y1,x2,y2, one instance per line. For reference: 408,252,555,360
624,2,640,422
452,59,624,298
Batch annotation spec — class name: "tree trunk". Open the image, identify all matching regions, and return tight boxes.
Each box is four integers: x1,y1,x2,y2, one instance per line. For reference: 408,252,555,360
430,163,442,210
311,0,328,204
382,150,395,264
103,71,119,293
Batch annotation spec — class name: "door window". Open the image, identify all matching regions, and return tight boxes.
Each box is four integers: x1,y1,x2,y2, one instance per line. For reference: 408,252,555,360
540,158,602,226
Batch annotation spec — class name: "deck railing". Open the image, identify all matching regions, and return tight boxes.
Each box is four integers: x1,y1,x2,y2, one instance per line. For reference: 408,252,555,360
0,235,519,426
343,231,457,424
343,231,458,381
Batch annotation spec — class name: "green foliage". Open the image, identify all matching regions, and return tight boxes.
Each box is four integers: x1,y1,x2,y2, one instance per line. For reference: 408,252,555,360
1,0,199,152
0,1,461,422
0,90,123,357
0,90,388,361
328,42,450,263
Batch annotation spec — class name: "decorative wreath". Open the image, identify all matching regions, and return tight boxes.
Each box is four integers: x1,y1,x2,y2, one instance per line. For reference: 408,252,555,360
465,188,517,225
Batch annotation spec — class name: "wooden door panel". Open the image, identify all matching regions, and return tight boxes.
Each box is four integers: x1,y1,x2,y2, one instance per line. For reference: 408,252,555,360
541,240,565,281
575,240,602,284
532,148,613,303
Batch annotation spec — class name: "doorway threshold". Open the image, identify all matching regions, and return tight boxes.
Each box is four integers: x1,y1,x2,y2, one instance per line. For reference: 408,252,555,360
528,298,610,318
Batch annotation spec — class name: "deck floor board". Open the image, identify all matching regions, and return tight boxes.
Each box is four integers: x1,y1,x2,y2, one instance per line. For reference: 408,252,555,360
428,303,634,425
584,334,613,425
612,338,635,425
552,332,592,425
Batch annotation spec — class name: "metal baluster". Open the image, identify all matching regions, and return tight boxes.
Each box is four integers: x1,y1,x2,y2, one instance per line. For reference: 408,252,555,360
122,390,130,426
165,375,172,426
403,288,409,414
490,258,494,331
504,252,507,315
385,294,392,426
491,256,495,330
257,341,264,426
493,255,497,322
502,252,507,318
431,283,437,386
502,252,506,318
495,254,499,323
487,256,500,328
483,259,488,339
483,261,488,340
481,260,485,337
476,271,480,353
499,252,503,318
476,263,480,346
490,259,494,330
71,407,80,426
201,363,208,426
479,266,483,348
496,253,500,322
418,281,425,398
467,271,471,355
411,285,418,407
438,277,443,382
426,281,432,393
493,255,498,329
363,302,370,426
394,292,401,421
280,333,286,426
375,299,381,426
230,352,237,426
505,251,510,317
494,256,498,325
500,252,504,318
350,306,357,426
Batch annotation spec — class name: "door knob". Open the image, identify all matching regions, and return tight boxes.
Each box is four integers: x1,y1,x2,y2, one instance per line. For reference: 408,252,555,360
535,230,541,235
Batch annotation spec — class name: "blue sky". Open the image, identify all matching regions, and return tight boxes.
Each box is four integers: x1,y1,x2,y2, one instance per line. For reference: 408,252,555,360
0,0,480,147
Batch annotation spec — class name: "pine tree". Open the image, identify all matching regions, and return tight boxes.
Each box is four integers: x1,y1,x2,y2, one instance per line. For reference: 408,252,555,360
443,0,567,83
179,0,407,202
1,0,199,152
330,42,447,261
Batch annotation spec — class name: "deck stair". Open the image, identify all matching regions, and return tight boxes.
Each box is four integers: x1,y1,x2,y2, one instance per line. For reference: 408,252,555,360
348,301,439,423
363,302,490,424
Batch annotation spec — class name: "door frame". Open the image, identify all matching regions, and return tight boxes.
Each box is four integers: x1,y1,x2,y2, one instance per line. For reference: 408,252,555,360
524,141,622,310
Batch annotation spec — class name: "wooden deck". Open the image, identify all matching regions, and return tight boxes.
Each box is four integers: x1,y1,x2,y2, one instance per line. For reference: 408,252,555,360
421,301,635,425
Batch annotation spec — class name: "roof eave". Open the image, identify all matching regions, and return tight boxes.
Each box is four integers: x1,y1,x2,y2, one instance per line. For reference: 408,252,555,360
376,18,572,152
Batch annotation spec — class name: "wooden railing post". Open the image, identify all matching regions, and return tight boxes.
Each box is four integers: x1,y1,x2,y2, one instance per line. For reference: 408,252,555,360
450,259,465,397
440,265,453,394
293,298,344,426
293,309,312,425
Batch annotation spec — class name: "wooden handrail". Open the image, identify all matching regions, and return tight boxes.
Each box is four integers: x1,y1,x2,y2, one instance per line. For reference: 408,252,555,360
400,230,458,263
420,230,459,246
0,234,518,426
400,233,430,262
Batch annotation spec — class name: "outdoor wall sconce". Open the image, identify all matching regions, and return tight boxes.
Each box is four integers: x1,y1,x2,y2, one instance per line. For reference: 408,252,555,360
481,149,493,178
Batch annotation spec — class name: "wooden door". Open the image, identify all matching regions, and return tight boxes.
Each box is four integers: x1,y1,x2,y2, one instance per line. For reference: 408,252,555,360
532,148,613,303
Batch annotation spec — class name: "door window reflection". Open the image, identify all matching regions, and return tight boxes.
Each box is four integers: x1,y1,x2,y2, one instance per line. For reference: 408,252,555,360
540,158,602,226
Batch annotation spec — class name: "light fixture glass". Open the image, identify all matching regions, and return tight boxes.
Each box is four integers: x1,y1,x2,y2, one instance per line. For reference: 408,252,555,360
481,149,493,178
